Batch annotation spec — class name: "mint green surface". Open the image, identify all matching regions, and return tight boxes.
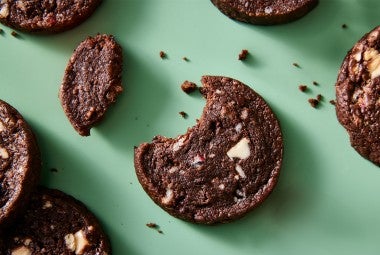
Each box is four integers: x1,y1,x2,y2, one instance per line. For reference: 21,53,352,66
1,0,380,254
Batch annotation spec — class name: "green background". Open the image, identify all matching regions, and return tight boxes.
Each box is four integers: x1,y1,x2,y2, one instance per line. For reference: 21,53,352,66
1,0,380,254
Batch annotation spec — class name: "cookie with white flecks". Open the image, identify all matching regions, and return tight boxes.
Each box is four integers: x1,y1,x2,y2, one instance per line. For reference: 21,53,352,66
0,99,41,230
3,187,111,254
210,0,318,25
336,26,380,166
134,75,283,224
0,0,102,33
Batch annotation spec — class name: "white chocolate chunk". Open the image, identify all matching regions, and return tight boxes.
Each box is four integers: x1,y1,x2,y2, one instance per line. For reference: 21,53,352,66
173,137,185,152
0,147,9,159
218,184,225,190
11,246,31,255
227,138,250,160
235,164,246,179
42,200,52,209
364,48,380,79
0,121,4,132
161,187,173,205
64,234,76,252
74,230,89,255
0,2,9,19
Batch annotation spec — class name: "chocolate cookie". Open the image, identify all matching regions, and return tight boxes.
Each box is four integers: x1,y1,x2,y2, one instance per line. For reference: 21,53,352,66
59,34,123,136
3,187,111,254
336,26,380,166
210,0,318,25
0,99,40,229
134,76,283,224
0,0,102,33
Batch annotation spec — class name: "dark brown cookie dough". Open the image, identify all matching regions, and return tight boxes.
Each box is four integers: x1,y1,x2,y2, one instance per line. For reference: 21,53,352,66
3,187,111,254
210,0,318,25
59,34,123,136
0,0,102,33
134,76,283,224
0,99,40,230
336,26,380,166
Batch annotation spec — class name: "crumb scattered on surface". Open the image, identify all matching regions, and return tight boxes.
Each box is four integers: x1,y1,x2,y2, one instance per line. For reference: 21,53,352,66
238,49,249,60
182,57,189,62
181,80,198,94
50,168,58,173
159,51,166,59
313,81,319,86
298,85,308,92
146,222,163,234
179,111,188,119
342,24,347,29
329,100,336,105
11,31,18,37
308,98,319,108
316,94,323,101
293,62,300,68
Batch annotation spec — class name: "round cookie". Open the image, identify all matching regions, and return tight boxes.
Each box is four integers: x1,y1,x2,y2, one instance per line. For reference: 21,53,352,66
134,76,283,224
3,187,111,254
336,26,380,166
0,0,102,33
210,0,318,25
0,99,40,229
59,34,123,136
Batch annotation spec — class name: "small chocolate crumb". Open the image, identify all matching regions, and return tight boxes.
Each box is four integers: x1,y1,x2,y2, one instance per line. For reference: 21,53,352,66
50,168,58,173
308,98,319,108
181,80,198,94
298,85,308,92
342,24,347,29
329,100,336,105
238,49,249,61
179,111,188,119
182,57,189,62
159,51,166,59
11,31,18,37
293,62,300,68
158,230,164,234
316,94,323,101
146,223,158,229
313,81,319,86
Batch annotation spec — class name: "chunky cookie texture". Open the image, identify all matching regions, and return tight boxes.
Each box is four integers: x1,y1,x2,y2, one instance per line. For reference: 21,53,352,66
2,187,111,255
210,0,318,25
134,76,283,224
0,0,102,33
336,26,380,166
59,34,123,136
0,99,40,229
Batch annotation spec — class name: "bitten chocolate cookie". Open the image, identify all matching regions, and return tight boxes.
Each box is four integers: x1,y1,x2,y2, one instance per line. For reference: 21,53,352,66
210,0,318,25
2,187,111,254
59,34,123,136
336,26,380,166
0,99,40,229
0,0,102,33
134,76,283,224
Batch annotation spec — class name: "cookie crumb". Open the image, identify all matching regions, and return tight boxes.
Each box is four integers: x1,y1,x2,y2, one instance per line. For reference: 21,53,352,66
341,24,347,29
159,51,166,59
329,100,336,105
182,57,189,62
238,49,249,60
312,81,319,86
179,111,188,119
146,223,158,229
316,94,323,101
11,31,19,37
298,85,308,92
308,98,319,108
50,168,58,173
292,62,301,68
181,80,198,94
